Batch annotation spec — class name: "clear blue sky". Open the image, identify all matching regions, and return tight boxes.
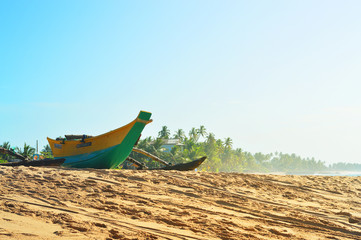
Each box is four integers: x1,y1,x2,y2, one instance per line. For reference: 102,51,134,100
1,0,361,164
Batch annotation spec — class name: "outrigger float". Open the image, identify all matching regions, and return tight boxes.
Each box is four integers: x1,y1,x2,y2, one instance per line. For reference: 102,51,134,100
0,111,206,171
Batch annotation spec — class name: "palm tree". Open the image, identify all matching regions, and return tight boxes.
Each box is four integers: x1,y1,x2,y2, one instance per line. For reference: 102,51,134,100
189,127,199,142
0,141,11,160
146,138,166,168
206,133,216,143
1,142,11,150
197,125,207,139
173,129,185,141
182,144,205,161
216,139,224,149
158,126,170,139
137,136,153,150
151,138,165,154
41,144,53,158
235,148,242,155
16,143,35,158
224,137,233,149
42,144,51,152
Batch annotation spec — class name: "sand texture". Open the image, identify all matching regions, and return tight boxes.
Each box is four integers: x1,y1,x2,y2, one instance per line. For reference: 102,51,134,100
1,166,361,240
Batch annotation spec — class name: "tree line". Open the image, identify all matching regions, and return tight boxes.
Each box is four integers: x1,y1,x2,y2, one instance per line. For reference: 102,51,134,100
1,126,360,173
131,125,359,173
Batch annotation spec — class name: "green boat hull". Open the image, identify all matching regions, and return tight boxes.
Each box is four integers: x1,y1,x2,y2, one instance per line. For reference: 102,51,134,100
54,111,152,169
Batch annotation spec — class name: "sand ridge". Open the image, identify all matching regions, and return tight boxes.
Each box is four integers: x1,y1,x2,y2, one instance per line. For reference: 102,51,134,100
0,166,361,239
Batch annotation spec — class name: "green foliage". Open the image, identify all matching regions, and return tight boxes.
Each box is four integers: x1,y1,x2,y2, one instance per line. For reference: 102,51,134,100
197,126,207,140
158,126,170,139
41,144,53,158
0,141,12,161
2,126,360,174
16,143,35,158
134,125,342,173
329,162,361,171
189,128,199,142
0,142,54,162
173,129,185,141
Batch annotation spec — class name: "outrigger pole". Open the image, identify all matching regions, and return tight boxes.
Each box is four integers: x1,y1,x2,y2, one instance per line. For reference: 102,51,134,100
132,148,172,166
130,148,207,171
0,147,29,162
0,147,65,167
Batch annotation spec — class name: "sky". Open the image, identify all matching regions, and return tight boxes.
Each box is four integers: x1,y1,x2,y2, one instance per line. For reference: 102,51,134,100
1,0,361,164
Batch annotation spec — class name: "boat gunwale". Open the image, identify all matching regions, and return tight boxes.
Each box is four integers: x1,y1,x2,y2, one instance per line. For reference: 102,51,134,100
47,112,152,145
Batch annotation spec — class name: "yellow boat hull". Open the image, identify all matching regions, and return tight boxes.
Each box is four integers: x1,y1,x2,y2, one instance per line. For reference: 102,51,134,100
47,111,152,169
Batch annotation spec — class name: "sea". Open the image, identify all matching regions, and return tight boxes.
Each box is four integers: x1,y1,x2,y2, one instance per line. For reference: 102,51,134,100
261,171,361,177
313,172,361,177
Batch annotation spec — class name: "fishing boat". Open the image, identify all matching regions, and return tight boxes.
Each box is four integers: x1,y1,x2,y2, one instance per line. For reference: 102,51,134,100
1,110,206,170
47,111,152,169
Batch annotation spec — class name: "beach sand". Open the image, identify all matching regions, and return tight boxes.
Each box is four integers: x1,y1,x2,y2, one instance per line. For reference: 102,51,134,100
0,166,361,239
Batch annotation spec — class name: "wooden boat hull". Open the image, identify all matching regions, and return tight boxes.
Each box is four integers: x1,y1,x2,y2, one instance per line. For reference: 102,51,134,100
47,111,152,169
151,157,206,171
0,158,65,167
125,156,206,171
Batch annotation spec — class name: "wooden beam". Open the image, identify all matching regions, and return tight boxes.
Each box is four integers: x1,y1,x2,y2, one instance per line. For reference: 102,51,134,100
132,148,171,166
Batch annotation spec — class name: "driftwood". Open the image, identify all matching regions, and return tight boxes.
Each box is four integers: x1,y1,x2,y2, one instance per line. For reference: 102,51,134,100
132,148,171,166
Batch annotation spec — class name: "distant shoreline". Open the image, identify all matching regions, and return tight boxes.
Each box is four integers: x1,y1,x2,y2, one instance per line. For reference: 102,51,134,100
247,171,361,177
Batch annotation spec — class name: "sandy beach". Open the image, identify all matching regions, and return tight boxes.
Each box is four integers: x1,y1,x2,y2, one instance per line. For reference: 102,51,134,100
1,166,361,240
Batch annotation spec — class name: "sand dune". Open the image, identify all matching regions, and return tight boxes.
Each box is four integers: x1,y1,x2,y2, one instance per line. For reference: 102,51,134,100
1,166,361,239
